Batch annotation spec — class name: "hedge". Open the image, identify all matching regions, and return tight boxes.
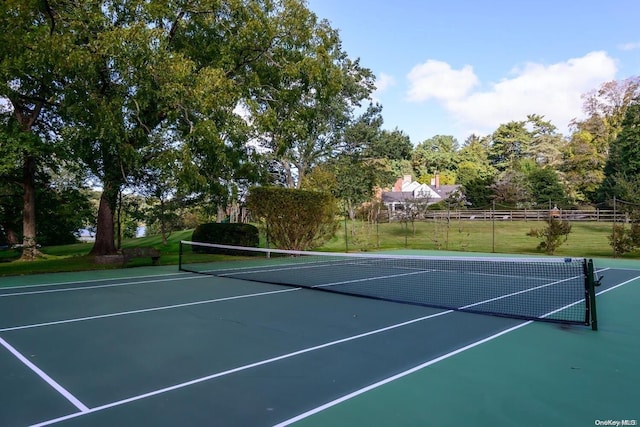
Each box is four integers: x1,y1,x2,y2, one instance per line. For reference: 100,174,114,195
191,223,259,249
246,186,337,250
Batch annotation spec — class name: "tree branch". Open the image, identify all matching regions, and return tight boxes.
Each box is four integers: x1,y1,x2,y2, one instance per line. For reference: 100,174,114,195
42,0,57,35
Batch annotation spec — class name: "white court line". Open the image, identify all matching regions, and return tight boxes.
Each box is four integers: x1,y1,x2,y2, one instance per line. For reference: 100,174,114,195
1,270,431,333
0,274,206,298
0,272,190,291
533,273,619,320
24,268,601,425
272,272,640,427
272,321,533,427
30,310,455,427
434,269,555,282
313,270,434,288
0,288,300,333
25,269,638,426
216,260,557,283
0,336,89,413
594,275,640,296
216,260,354,276
459,274,582,310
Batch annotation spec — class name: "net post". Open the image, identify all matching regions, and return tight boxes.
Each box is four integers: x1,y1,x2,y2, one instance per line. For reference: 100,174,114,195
585,259,598,331
178,240,184,271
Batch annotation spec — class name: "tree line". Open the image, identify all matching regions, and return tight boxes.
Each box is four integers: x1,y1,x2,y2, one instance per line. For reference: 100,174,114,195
1,1,639,259
0,0,375,258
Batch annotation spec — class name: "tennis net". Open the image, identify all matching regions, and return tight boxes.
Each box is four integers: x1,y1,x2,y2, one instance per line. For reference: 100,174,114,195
179,241,598,329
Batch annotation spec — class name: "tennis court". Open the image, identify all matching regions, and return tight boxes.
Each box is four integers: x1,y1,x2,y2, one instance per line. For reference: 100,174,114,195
1,249,638,427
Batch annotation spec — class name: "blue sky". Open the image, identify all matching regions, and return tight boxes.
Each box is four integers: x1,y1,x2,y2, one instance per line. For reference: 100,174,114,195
306,0,640,145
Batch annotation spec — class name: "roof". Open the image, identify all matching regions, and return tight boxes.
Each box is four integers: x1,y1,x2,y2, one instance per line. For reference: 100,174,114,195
432,185,461,199
380,182,462,205
381,192,419,203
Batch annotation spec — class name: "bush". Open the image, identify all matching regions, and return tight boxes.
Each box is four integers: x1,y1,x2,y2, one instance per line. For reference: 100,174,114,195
529,218,572,255
247,186,338,251
191,223,259,250
608,221,640,257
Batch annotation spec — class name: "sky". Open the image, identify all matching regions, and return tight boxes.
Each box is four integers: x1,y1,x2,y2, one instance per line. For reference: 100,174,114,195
306,0,640,145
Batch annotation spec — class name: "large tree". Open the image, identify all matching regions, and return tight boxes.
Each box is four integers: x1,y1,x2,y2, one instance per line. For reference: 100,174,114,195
57,1,304,255
527,167,567,208
0,0,70,259
561,129,605,203
525,114,565,167
489,120,531,171
457,134,495,186
569,77,640,204
412,135,460,181
576,77,640,153
246,4,375,188
599,99,640,202
57,1,170,255
2,0,370,258
364,128,413,162
333,111,394,220
491,169,531,208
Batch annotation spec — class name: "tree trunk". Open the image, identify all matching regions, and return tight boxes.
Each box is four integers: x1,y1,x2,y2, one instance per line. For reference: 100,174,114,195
89,190,118,256
2,225,19,246
217,205,226,222
160,198,167,246
20,155,39,260
296,163,306,189
116,190,122,250
282,160,295,188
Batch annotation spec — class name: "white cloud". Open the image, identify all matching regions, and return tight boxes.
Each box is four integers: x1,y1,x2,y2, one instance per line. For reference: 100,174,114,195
406,60,478,102
407,51,617,137
618,41,640,51
375,72,396,93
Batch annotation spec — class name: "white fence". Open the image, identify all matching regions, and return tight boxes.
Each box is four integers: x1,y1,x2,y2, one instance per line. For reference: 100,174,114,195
384,209,627,222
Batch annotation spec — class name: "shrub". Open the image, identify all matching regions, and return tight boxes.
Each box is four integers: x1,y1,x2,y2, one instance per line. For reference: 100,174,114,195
608,221,640,257
191,223,259,249
529,218,572,255
247,186,338,251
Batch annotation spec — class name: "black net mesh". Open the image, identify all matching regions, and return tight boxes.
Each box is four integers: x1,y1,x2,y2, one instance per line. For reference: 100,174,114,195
179,241,591,325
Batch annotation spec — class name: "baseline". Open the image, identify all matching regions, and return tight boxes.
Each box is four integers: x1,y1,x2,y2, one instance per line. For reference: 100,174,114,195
272,272,640,426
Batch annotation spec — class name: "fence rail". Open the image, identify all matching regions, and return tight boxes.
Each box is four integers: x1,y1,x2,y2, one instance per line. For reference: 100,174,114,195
382,209,628,223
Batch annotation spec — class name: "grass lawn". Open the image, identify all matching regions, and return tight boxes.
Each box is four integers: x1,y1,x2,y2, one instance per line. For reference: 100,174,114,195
0,220,637,277
0,229,193,277
329,219,620,258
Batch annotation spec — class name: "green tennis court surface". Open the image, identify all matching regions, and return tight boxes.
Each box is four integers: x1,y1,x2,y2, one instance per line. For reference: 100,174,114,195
0,257,638,426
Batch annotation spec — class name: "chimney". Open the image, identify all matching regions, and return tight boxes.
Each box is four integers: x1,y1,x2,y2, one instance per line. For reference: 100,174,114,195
393,177,403,192
435,173,440,189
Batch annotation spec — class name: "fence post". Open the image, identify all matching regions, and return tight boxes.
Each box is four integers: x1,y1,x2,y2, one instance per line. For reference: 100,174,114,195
344,213,349,252
492,200,496,253
613,196,616,257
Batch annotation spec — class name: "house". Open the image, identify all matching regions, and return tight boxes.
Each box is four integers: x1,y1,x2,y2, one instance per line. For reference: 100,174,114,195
380,175,462,214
